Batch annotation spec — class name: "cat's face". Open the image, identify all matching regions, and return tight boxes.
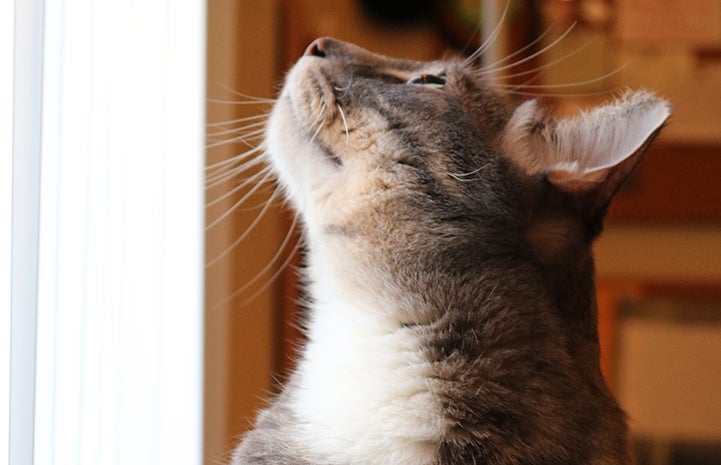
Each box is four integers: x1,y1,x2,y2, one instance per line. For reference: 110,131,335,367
267,37,670,293
268,39,524,260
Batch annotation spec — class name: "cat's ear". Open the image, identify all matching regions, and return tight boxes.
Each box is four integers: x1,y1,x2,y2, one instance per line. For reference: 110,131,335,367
502,91,671,216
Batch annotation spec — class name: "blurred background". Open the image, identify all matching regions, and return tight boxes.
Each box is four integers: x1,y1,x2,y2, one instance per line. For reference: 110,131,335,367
204,1,721,464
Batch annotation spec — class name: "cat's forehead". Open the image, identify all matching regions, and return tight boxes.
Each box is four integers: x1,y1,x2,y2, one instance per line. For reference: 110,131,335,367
375,54,459,76
308,37,479,87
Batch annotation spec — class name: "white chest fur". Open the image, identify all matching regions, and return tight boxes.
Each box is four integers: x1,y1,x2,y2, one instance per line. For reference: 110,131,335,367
290,279,446,465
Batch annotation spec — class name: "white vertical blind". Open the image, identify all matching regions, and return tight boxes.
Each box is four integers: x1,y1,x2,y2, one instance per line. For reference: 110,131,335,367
8,0,45,463
6,0,206,463
1,0,16,464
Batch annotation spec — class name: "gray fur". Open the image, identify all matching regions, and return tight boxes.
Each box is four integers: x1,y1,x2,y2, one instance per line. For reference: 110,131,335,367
232,38,668,465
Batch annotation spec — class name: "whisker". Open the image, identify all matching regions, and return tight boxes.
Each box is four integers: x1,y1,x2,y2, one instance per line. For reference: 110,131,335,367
206,143,265,172
498,41,592,83
206,129,265,148
206,154,266,184
309,122,325,145
205,129,266,149
206,156,268,193
205,166,273,209
307,102,328,145
463,0,510,67
458,22,483,58
206,134,264,150
333,75,354,97
497,63,628,91
206,112,268,127
477,25,555,72
448,163,491,182
206,453,234,465
205,170,275,230
242,240,301,306
206,159,266,190
216,83,278,103
205,147,266,184
337,103,350,147
207,97,275,105
213,215,300,308
206,120,267,138
205,188,282,268
477,22,577,76
501,88,614,99
230,182,279,212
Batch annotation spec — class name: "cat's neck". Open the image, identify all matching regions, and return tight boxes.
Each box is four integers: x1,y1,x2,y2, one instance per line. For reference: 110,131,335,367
291,273,445,465
288,248,626,465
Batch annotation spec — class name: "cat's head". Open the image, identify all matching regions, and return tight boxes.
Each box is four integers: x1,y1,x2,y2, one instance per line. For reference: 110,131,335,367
267,37,670,296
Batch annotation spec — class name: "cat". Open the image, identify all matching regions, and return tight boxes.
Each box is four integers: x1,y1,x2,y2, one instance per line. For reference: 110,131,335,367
230,37,670,465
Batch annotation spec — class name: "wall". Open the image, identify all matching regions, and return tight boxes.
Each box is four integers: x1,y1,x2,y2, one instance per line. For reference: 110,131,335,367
205,1,281,463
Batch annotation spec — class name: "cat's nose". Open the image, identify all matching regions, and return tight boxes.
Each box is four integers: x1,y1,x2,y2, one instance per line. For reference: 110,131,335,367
304,38,326,58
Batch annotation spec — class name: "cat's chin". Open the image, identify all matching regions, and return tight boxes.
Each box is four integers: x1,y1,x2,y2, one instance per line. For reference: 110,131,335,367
266,93,387,245
265,95,341,214
283,57,338,135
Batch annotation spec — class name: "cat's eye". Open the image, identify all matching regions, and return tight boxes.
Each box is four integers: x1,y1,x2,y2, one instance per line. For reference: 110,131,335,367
406,74,446,89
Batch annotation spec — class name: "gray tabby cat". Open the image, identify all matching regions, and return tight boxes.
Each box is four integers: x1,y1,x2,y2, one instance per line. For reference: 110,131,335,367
232,37,670,465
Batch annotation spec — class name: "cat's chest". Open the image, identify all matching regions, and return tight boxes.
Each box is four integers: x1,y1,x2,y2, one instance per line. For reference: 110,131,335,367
289,296,447,465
